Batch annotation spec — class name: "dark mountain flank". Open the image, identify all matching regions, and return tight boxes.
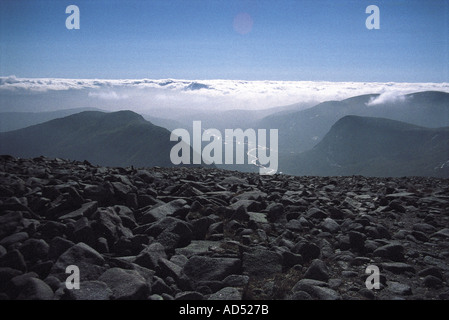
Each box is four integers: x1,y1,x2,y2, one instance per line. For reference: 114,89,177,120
281,115,449,178
0,110,196,168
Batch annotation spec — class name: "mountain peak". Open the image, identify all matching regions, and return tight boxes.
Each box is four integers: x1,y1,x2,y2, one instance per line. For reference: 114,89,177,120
0,110,174,168
103,110,146,121
69,110,146,124
41,110,150,135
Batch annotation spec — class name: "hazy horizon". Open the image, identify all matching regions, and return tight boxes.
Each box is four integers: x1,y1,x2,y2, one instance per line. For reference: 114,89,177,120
1,76,449,117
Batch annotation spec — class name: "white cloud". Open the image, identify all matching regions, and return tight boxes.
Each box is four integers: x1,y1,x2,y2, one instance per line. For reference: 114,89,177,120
365,91,408,106
1,76,448,112
0,75,20,85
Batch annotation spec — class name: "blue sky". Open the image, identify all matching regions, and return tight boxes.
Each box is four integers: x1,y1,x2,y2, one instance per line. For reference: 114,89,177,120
1,0,448,82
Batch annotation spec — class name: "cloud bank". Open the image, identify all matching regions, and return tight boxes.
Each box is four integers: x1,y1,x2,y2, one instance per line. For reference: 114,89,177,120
1,76,448,115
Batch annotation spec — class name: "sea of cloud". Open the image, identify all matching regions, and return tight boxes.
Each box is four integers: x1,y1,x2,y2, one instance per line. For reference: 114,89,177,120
1,76,448,114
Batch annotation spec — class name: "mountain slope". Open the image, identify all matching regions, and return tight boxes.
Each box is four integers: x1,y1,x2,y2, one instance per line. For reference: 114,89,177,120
0,108,104,132
258,91,449,154
281,115,449,178
0,110,196,168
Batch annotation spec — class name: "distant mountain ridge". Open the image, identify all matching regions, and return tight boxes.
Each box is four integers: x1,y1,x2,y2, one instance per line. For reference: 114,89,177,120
0,91,448,178
281,115,449,178
258,91,449,154
0,110,201,168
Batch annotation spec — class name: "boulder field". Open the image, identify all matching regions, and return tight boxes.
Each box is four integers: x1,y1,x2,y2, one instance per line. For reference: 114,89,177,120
0,155,448,300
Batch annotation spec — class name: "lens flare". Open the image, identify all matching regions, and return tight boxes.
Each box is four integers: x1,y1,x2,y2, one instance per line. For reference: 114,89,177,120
233,12,254,35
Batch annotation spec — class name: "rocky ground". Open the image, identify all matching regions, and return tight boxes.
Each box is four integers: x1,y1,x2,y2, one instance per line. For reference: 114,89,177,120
0,155,449,300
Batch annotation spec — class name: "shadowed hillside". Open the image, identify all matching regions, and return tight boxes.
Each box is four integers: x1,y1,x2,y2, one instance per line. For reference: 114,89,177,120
281,115,449,178
0,110,201,168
